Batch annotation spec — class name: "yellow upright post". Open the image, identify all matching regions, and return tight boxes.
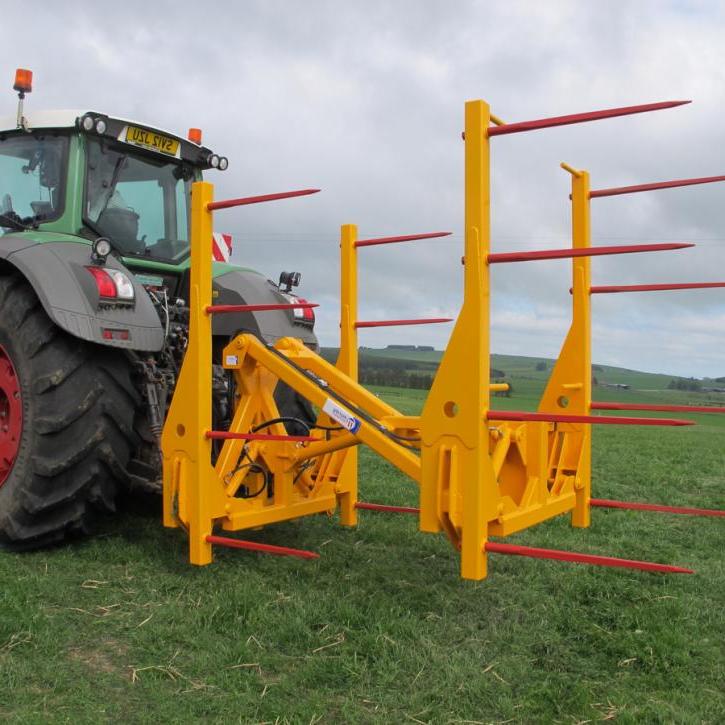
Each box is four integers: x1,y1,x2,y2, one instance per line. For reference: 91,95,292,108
337,224,359,380
419,100,498,580
537,163,592,528
568,165,592,528
161,181,216,564
334,223,359,525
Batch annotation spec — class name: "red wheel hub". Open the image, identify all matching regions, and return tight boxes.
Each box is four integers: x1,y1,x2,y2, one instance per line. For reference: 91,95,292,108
0,344,22,487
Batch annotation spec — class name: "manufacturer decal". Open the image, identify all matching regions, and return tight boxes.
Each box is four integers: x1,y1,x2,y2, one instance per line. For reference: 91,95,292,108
322,398,361,434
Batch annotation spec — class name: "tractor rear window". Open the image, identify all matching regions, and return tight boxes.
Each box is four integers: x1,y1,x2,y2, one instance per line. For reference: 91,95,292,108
0,134,68,231
84,138,192,262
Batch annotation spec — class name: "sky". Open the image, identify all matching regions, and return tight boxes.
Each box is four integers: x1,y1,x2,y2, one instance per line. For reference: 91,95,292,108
5,0,725,377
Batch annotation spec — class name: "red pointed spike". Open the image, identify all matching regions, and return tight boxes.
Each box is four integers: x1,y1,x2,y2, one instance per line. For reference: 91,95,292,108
207,188,320,211
487,100,690,137
591,498,725,518
589,282,725,294
592,402,725,414
355,318,453,328
206,535,319,559
206,302,319,314
484,541,693,574
206,431,319,443
590,174,725,198
487,242,693,264
488,411,695,426
355,232,452,248
355,502,420,514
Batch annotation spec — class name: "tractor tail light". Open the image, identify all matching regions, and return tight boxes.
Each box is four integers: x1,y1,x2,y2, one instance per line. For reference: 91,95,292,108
13,68,32,94
293,296,315,324
280,293,315,325
85,267,135,301
107,269,135,300
102,328,130,341
86,266,117,298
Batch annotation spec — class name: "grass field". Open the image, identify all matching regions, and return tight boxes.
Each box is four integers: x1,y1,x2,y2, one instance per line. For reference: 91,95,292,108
1,367,723,723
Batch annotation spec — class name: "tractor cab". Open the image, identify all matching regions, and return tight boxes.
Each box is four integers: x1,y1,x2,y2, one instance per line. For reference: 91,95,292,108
0,69,228,267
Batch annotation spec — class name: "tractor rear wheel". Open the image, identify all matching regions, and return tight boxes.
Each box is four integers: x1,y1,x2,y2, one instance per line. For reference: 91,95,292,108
0,273,139,549
274,382,316,435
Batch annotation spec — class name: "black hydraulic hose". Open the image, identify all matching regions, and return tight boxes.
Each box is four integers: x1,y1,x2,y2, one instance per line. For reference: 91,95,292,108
264,343,420,450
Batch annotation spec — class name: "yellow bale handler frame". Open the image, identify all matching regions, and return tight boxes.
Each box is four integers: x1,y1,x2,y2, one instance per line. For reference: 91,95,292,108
162,98,722,580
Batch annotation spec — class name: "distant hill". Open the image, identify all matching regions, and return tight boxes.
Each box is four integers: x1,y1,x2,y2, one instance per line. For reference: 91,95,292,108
319,347,725,413
320,347,697,391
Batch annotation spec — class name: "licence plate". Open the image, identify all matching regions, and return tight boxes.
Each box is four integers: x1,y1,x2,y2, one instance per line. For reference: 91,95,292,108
135,274,165,288
123,126,180,157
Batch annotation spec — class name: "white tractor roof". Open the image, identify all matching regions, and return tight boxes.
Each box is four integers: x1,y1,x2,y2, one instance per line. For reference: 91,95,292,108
0,109,184,140
0,109,216,167
0,109,85,133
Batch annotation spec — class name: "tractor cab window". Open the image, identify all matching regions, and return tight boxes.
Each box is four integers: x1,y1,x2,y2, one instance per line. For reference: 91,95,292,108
85,138,192,261
0,134,68,231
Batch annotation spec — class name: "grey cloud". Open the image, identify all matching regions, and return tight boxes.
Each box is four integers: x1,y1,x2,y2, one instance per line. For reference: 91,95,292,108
4,0,724,376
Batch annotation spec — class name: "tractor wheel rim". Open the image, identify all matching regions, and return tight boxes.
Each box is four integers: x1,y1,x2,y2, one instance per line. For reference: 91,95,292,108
0,344,22,488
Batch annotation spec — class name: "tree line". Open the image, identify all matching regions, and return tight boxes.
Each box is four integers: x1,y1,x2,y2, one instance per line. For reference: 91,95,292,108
668,377,703,392
319,348,512,394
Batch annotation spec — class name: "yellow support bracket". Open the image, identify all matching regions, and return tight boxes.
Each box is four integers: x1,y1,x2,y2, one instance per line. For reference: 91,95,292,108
334,223,360,526
161,99,596,581
538,163,592,527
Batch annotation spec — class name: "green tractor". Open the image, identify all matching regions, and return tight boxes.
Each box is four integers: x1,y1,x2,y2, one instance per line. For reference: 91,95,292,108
0,69,318,547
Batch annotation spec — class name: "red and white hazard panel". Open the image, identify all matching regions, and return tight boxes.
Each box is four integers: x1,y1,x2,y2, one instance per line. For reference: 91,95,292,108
212,232,233,262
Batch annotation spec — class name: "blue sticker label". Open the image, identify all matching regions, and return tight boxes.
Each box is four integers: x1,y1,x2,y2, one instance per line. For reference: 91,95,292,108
322,398,361,434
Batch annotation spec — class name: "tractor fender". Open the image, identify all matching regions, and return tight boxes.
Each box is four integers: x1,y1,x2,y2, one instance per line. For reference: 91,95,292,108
212,268,318,350
0,238,164,351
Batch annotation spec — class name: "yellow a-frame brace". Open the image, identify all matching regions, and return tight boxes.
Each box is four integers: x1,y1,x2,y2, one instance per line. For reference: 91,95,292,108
161,99,594,580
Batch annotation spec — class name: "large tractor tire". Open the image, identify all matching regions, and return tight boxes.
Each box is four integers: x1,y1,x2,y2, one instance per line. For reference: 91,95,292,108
274,382,317,436
0,273,139,549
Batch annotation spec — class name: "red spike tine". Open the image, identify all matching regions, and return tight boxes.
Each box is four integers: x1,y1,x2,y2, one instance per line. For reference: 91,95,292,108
206,431,318,442
355,502,420,514
488,411,695,426
206,535,319,559
206,302,319,314
592,402,725,414
355,318,453,328
484,541,693,574
591,498,725,518
207,189,320,211
589,282,725,294
488,242,693,264
590,174,725,198
487,100,690,137
355,232,452,248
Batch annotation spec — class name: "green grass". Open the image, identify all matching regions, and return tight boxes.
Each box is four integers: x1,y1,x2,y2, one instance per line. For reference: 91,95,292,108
1,385,723,723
